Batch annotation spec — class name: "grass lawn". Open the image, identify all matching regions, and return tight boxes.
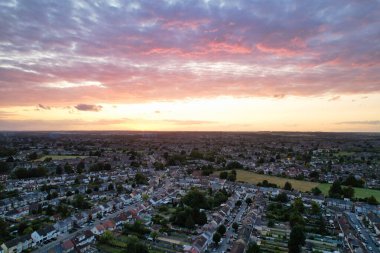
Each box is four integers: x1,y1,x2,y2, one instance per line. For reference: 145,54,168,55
222,170,380,201
319,183,380,201
230,169,319,192
36,155,88,161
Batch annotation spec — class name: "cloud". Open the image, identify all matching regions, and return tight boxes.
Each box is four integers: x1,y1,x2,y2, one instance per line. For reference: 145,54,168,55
0,111,17,119
0,0,379,106
0,118,122,130
328,96,340,101
37,104,51,110
336,120,380,125
42,81,105,89
74,104,103,112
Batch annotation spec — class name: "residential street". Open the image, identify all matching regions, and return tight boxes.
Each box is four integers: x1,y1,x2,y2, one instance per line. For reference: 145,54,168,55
34,202,139,253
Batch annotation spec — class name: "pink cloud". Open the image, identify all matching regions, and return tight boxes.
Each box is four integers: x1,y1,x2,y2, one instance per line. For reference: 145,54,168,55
0,0,378,107
256,43,298,57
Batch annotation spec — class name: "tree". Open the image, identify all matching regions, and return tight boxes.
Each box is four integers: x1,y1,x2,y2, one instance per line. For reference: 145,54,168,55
328,180,343,198
76,160,85,174
284,181,292,191
64,163,74,174
135,173,148,185
72,195,91,210
311,187,322,196
212,232,221,245
153,161,164,171
288,225,305,253
311,201,321,215
247,242,261,253
219,171,228,179
309,170,319,179
18,222,28,235
289,212,305,228
150,231,158,241
292,198,305,214
55,165,63,175
235,200,242,207
217,225,226,235
0,161,9,173
123,236,149,253
227,172,236,182
342,186,354,199
99,230,114,243
116,184,124,193
198,211,207,225
0,218,10,241
142,194,149,201
182,188,209,209
28,152,38,160
366,195,378,205
123,221,150,237
232,222,239,232
275,192,289,203
185,215,195,228
343,175,365,188
226,161,243,170
245,197,253,205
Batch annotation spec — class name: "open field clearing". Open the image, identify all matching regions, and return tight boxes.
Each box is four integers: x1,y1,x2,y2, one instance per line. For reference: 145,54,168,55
221,170,380,201
231,169,319,192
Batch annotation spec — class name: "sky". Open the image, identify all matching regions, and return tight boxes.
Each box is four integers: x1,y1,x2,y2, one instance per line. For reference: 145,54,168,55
0,0,379,132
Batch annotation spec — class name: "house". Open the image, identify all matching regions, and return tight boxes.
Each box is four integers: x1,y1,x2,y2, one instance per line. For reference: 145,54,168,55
183,245,200,253
230,239,246,253
99,204,112,214
367,212,380,235
91,224,106,235
54,218,73,234
28,202,40,214
112,215,127,228
72,213,87,226
4,208,29,221
72,230,95,252
192,234,209,253
90,207,102,218
326,198,352,210
61,240,75,253
102,220,116,231
120,195,133,205
31,225,58,245
117,212,129,224
1,234,33,253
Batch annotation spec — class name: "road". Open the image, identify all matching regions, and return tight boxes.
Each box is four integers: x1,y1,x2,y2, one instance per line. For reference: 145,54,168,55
216,201,248,253
346,212,379,253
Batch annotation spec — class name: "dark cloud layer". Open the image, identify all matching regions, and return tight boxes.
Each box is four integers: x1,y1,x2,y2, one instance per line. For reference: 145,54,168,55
0,0,379,105
74,104,102,112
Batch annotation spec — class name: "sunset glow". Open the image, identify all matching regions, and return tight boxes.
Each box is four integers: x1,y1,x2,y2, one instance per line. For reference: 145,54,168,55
0,0,379,131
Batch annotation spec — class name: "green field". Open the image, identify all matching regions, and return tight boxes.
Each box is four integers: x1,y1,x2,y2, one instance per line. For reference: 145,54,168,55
318,183,380,201
220,170,380,201
36,155,88,161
